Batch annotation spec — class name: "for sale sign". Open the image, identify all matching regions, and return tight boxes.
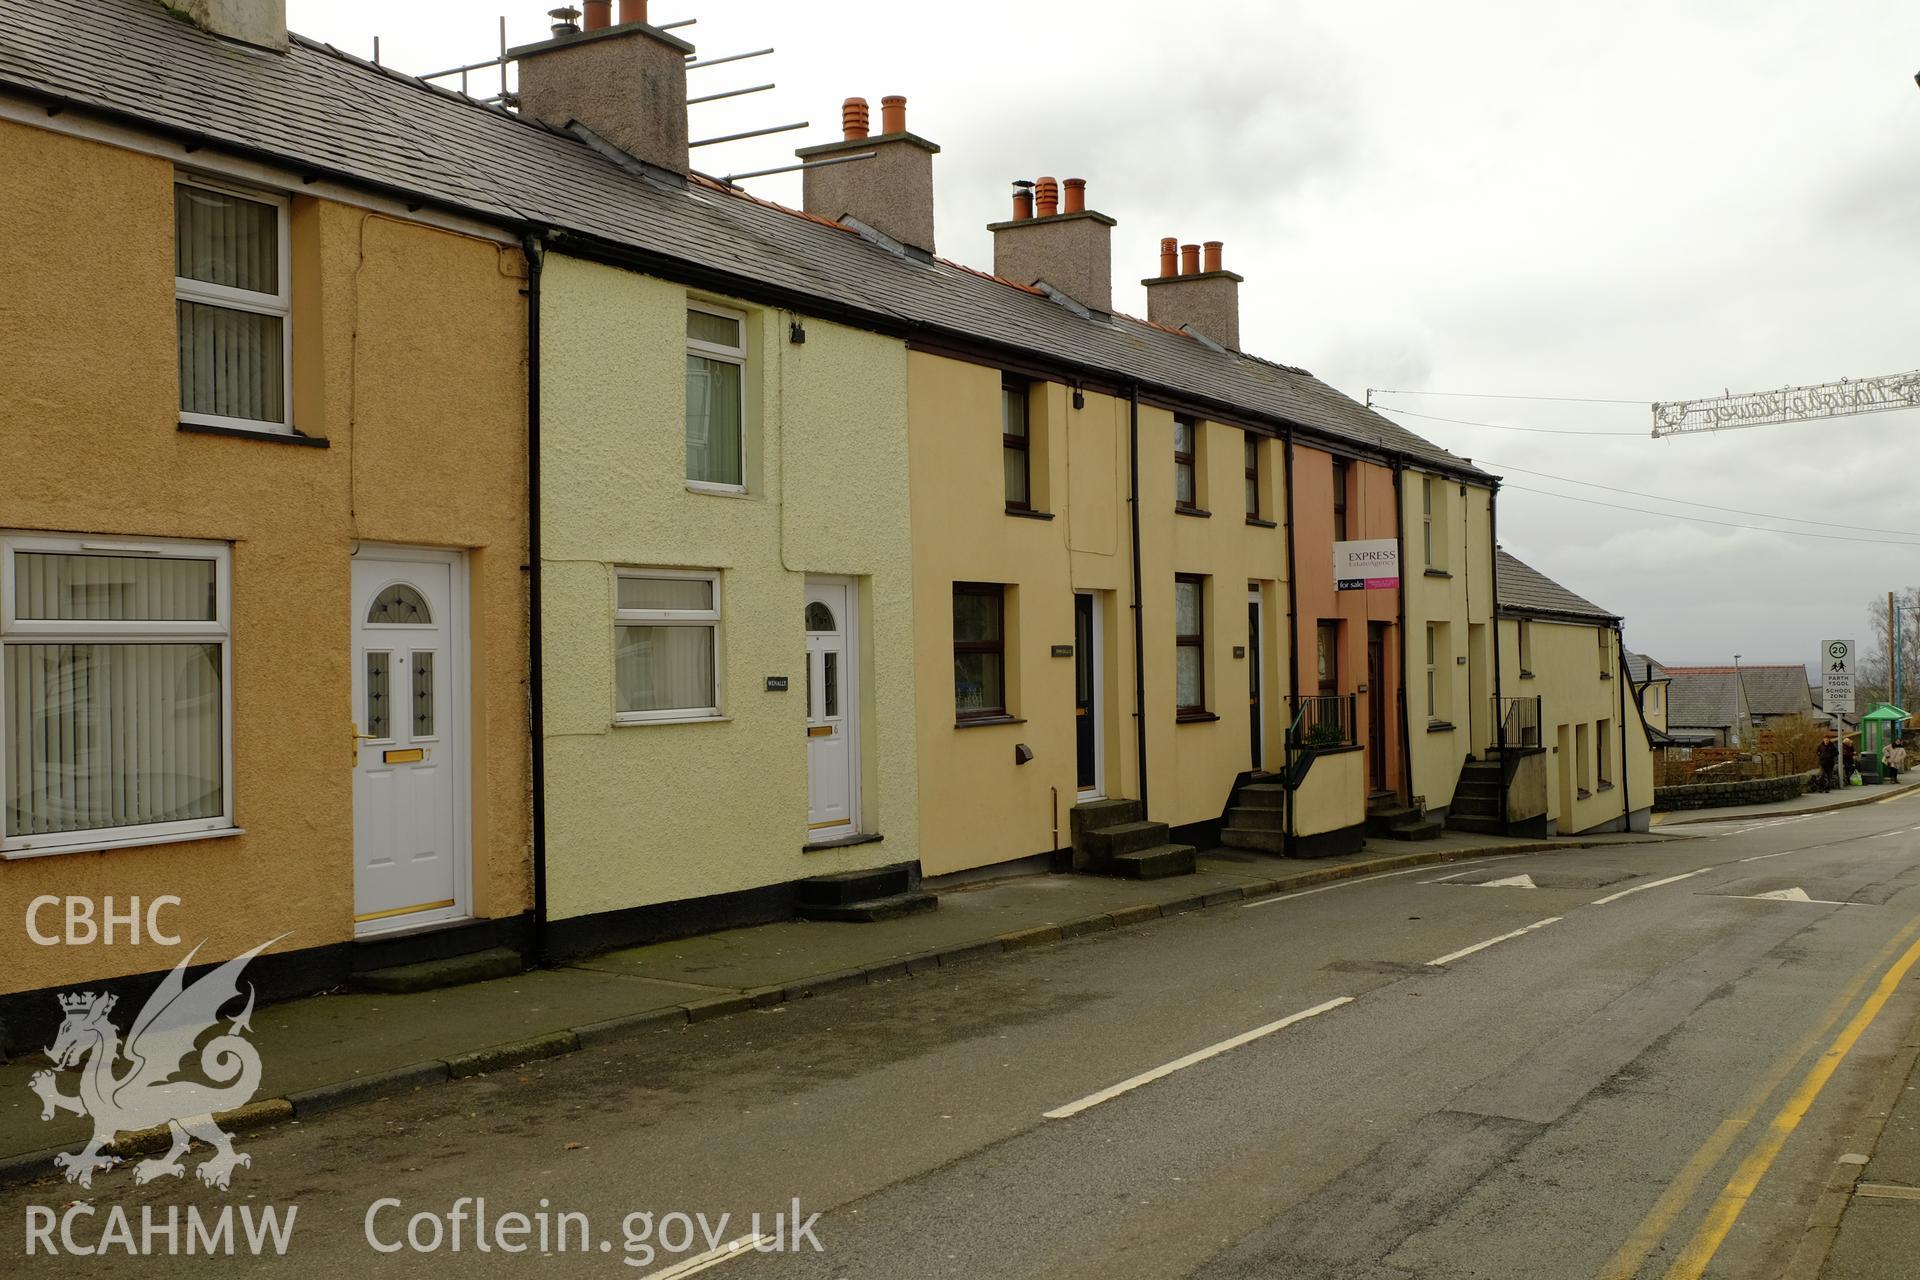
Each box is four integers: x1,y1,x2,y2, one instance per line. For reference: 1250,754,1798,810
1334,539,1400,592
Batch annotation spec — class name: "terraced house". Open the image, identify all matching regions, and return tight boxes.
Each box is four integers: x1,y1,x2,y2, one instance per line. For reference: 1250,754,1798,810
0,0,532,1049
1491,550,1654,835
0,0,1644,1010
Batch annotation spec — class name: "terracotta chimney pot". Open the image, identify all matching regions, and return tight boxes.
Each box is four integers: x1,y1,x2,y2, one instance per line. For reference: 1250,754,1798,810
1180,243,1201,275
1012,183,1035,221
842,97,870,140
619,0,647,22
1203,241,1223,273
881,95,907,134
1063,178,1086,214
583,0,611,29
1158,237,1178,278
1035,176,1060,219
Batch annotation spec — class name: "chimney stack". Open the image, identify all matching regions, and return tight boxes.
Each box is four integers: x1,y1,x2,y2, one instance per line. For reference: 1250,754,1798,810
164,0,288,52
796,95,942,253
512,6,695,177
989,174,1117,314
1144,236,1244,350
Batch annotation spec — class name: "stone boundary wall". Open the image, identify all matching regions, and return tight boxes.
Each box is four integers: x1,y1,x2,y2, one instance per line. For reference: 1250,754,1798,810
1653,771,1814,812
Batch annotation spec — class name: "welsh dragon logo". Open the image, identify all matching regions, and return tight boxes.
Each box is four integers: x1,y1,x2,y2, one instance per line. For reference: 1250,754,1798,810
30,937,282,1190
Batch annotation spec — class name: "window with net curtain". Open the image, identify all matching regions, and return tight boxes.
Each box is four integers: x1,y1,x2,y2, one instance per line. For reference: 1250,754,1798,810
3,539,230,852
614,572,720,721
175,179,290,430
686,306,745,488
1175,575,1207,715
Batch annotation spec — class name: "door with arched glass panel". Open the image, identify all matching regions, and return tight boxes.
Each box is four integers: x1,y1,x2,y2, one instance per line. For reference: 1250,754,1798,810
351,549,467,934
804,578,858,841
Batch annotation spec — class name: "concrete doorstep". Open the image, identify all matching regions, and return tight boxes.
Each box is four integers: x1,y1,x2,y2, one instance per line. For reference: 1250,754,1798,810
0,829,1667,1187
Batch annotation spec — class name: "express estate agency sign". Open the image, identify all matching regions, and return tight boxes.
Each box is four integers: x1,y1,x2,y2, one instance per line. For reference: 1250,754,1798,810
1334,539,1400,592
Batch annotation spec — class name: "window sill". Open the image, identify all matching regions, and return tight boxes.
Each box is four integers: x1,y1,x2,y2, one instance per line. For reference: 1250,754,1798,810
1423,569,1452,579
1175,505,1213,519
1005,505,1056,521
1577,788,1592,800
685,481,750,498
1596,782,1614,792
1245,516,1278,529
3,824,245,861
1426,720,1456,733
614,714,731,727
956,714,1025,729
1518,670,1535,679
179,422,328,448
805,831,884,852
1176,711,1220,723
1600,673,1614,680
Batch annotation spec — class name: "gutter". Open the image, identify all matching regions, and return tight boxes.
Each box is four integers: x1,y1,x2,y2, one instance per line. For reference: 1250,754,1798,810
1615,623,1633,827
1129,385,1150,816
1489,488,1504,750
521,233,549,966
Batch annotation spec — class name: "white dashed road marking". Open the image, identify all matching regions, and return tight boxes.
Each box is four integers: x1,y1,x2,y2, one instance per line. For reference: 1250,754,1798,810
1591,868,1714,905
1426,917,1562,968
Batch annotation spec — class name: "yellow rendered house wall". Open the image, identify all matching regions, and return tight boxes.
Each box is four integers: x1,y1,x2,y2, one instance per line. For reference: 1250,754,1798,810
908,353,1289,875
0,121,531,993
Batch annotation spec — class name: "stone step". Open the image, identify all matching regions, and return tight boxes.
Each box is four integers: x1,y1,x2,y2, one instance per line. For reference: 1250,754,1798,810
1386,819,1444,841
1455,778,1502,800
1109,844,1197,879
1235,783,1290,811
350,946,523,995
1070,797,1143,842
1080,820,1172,861
1452,794,1501,819
796,863,914,907
1366,806,1422,835
1227,805,1288,832
1446,814,1504,835
1220,826,1287,855
798,891,938,923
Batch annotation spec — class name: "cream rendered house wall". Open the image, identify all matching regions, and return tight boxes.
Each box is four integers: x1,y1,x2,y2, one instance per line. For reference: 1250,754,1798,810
1500,617,1653,834
539,255,917,923
1402,475,1495,814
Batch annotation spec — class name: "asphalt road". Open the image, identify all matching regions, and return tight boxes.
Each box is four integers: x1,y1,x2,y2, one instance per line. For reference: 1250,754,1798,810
9,792,1920,1279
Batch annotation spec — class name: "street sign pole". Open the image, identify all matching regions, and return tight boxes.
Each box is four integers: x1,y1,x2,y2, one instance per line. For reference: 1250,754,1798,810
1824,639,1855,787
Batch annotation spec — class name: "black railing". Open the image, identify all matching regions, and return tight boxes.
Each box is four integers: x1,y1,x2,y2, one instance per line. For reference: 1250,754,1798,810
1289,694,1357,750
1493,695,1541,751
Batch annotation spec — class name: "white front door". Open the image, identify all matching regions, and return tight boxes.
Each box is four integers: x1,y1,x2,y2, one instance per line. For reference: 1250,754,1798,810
805,578,858,841
352,548,468,935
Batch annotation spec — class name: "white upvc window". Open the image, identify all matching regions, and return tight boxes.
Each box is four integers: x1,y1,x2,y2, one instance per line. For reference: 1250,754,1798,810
685,302,747,492
174,175,293,434
614,569,723,724
2,534,235,858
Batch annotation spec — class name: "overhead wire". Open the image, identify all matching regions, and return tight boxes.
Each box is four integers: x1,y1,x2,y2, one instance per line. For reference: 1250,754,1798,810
1376,406,1648,437
1369,388,1650,406
1500,485,1920,547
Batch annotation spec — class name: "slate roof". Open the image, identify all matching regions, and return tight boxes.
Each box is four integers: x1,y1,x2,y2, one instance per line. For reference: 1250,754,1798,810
0,0,1488,479
1624,651,1668,684
1494,550,1617,623
1730,665,1816,719
1662,669,1744,733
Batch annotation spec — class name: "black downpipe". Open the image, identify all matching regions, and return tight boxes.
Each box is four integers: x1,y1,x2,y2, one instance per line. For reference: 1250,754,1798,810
1616,623,1633,829
1392,464,1413,805
522,234,549,966
1281,430,1300,857
1490,486,1504,751
1128,386,1149,816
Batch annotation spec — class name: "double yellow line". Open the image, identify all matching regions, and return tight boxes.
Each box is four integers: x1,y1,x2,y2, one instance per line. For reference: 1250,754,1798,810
1601,912,1920,1279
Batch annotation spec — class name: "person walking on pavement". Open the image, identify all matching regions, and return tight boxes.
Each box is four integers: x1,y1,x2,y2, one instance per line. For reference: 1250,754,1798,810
1818,735,1839,792
1886,740,1907,784
1843,736,1858,786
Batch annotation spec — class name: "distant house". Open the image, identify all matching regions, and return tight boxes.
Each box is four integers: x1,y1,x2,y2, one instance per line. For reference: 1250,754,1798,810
1660,667,1754,747
1736,665,1818,728
1626,652,1673,738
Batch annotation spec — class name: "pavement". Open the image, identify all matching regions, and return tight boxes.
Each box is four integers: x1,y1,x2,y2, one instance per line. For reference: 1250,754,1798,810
7,790,1920,1276
1654,774,1920,826
1800,1009,1920,1278
0,826,1664,1179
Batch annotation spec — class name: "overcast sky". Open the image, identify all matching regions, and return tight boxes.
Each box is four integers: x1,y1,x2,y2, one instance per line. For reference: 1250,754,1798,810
291,0,1920,673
